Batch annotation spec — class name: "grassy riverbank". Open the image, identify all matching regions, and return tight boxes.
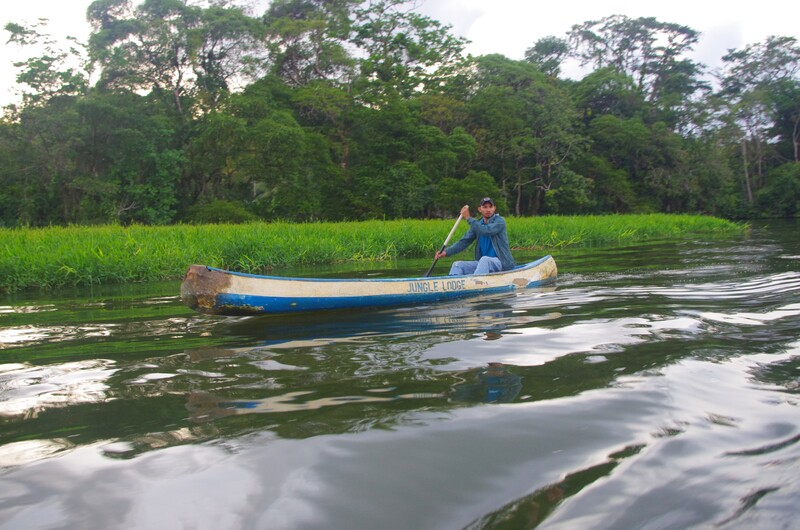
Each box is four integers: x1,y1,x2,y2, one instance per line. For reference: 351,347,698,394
1,214,744,293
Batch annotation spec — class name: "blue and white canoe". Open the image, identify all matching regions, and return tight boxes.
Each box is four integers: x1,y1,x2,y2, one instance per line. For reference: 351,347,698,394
180,255,557,315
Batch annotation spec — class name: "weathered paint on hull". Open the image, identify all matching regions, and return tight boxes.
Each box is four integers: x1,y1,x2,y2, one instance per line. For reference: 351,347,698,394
181,255,557,316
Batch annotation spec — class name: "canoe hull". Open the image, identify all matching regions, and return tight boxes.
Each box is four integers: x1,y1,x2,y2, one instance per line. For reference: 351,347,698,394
181,255,557,316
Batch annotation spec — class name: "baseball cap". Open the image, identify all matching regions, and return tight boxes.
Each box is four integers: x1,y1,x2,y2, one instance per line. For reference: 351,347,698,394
480,197,494,206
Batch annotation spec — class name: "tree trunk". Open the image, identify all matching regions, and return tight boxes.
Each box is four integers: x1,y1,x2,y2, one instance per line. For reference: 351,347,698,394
741,140,754,204
173,87,183,115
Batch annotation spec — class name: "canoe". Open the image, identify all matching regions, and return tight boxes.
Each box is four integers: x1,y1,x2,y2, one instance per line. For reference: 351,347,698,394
180,255,557,316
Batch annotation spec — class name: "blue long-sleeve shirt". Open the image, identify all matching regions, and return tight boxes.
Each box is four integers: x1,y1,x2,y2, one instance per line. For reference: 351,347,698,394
445,214,516,270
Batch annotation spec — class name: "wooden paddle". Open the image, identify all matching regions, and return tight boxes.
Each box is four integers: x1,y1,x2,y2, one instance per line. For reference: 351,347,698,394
424,213,463,277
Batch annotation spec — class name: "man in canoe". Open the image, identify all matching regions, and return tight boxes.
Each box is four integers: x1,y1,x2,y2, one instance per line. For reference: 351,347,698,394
435,197,516,275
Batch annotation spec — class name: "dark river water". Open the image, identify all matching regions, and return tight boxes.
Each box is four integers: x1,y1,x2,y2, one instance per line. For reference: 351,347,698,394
1,220,798,529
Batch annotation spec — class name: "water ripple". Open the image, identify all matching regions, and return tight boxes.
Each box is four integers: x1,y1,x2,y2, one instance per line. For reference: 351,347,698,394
0,360,117,418
606,271,800,301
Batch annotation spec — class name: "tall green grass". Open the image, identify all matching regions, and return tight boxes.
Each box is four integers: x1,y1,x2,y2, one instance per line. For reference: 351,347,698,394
0,214,744,293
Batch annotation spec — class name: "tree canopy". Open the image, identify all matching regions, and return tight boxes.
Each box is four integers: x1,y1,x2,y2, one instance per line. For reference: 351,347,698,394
1,5,798,226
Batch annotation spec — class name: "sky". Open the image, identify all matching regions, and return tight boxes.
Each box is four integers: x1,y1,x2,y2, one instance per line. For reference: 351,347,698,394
2,0,799,106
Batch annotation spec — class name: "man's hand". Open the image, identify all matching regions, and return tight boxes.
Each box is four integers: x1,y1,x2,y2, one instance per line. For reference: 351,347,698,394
435,250,447,260
460,204,470,220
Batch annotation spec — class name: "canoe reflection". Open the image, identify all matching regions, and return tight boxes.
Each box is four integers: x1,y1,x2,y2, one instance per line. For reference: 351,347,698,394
210,288,559,344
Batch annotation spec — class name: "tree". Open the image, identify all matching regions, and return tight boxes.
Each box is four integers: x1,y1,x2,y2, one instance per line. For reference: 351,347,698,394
291,79,356,178
191,2,268,109
467,55,582,215
2,20,92,225
642,122,696,212
87,0,265,114
756,162,800,217
88,0,199,114
571,67,643,122
262,0,357,87
568,15,706,130
4,20,90,108
5,5,799,225
716,36,800,205
351,0,468,103
7,98,87,224
583,114,650,209
682,136,738,217
543,169,594,214
195,76,344,220
435,171,505,214
524,36,569,77
414,92,468,133
417,125,476,182
184,109,248,203
767,78,800,164
75,92,184,224
569,154,635,213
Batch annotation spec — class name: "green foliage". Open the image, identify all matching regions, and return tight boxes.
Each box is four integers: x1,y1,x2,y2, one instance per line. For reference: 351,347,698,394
543,170,595,214
182,200,259,224
378,162,431,218
571,67,643,121
4,20,89,106
87,0,265,114
570,154,635,212
0,215,744,293
587,115,650,171
435,171,505,214
1,7,798,227
351,0,469,101
568,14,703,117
756,163,800,217
262,0,356,88
525,36,570,77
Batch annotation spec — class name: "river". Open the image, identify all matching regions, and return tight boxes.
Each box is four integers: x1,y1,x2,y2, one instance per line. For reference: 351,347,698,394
1,220,798,529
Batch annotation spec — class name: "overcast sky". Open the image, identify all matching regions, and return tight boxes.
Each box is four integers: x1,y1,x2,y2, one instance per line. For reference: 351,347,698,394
2,0,798,106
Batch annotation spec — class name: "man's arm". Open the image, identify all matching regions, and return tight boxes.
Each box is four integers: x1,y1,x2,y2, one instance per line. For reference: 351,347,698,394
443,226,476,257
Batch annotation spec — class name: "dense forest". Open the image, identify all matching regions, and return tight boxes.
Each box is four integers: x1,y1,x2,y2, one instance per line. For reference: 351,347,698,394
1,0,798,227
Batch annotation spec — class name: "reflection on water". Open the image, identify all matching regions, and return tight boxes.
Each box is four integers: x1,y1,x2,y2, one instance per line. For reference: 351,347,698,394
0,324,114,347
467,442,647,529
186,362,523,424
0,438,76,468
452,363,522,403
0,221,798,529
0,360,117,418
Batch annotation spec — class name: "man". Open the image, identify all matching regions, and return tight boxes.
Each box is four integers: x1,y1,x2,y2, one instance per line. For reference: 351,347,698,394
435,197,516,276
